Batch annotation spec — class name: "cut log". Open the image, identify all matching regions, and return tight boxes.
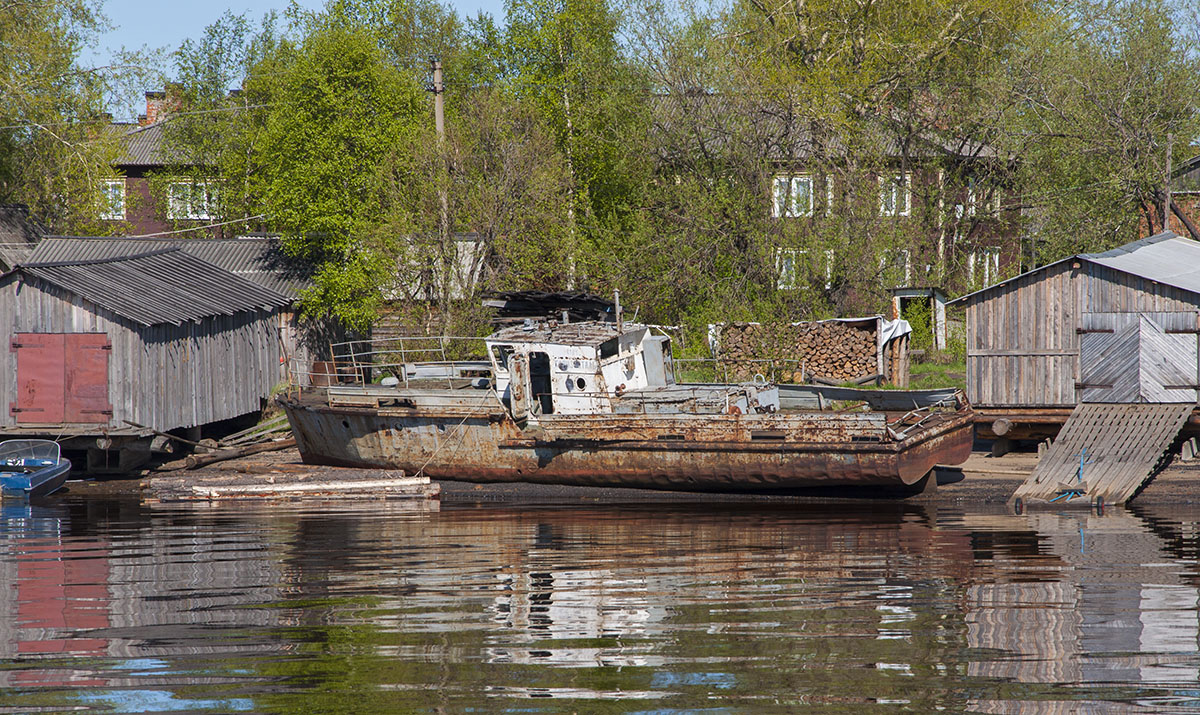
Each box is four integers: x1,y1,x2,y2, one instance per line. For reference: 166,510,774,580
185,439,297,470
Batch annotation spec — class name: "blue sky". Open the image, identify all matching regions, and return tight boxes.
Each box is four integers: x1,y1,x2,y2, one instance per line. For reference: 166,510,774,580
87,0,505,118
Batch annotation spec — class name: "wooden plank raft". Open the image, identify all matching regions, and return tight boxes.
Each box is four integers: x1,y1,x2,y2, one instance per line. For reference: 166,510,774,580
144,467,440,502
1011,403,1194,506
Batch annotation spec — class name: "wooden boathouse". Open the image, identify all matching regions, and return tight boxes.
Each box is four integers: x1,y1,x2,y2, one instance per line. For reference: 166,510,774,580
0,247,291,471
953,231,1200,504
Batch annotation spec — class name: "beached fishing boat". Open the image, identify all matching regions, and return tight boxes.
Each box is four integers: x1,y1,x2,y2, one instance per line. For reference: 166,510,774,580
0,440,71,498
279,320,973,495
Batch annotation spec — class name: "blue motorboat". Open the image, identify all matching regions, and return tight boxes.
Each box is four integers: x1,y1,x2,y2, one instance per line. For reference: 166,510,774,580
0,440,71,498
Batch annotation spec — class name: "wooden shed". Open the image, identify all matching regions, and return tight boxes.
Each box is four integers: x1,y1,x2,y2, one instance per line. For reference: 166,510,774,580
952,231,1200,437
27,236,325,372
0,247,291,469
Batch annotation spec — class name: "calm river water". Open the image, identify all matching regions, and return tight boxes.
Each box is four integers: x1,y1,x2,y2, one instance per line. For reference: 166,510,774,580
1,495,1199,713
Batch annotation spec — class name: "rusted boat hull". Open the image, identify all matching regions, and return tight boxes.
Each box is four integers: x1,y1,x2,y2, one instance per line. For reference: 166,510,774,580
280,398,974,493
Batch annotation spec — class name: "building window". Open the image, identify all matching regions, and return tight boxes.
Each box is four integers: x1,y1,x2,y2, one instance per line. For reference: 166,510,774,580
167,181,217,220
879,173,911,216
100,179,124,221
775,248,833,290
968,247,1001,287
967,177,1001,217
776,248,799,289
824,176,834,216
772,175,814,218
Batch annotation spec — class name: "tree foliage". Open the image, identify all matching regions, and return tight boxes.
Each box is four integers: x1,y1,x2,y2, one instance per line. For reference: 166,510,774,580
137,0,1200,337
0,0,142,233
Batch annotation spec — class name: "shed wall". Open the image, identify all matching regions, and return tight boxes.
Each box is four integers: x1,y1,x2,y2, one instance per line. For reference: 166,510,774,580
965,260,1200,408
966,261,1080,407
0,276,282,433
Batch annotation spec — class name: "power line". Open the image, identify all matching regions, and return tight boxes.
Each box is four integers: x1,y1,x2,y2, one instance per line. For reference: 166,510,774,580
126,214,267,238
0,103,273,132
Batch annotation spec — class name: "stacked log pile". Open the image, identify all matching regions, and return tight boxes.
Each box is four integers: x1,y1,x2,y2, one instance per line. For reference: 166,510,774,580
717,320,879,383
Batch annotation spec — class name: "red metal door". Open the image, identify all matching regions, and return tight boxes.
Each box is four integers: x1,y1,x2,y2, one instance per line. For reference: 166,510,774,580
64,334,112,423
12,334,65,424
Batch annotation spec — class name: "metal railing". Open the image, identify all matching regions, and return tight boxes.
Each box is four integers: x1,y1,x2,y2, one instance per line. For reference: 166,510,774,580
288,335,492,391
673,357,811,385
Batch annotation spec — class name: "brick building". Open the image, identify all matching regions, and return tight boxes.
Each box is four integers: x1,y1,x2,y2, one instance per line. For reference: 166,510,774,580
100,90,224,237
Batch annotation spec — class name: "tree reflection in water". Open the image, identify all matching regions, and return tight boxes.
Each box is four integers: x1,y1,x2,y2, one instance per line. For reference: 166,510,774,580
0,499,1197,713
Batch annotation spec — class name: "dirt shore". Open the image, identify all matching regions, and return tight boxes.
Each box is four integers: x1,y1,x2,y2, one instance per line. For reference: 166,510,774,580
57,446,1200,506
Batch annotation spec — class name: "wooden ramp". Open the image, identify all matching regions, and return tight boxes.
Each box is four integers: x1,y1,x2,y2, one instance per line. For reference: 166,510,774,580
1011,403,1193,506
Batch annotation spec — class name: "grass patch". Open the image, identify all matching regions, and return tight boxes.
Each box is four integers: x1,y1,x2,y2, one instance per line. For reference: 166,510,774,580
907,360,966,390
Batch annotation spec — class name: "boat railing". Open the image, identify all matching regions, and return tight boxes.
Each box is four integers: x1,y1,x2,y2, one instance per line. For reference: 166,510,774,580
0,439,61,466
288,335,494,394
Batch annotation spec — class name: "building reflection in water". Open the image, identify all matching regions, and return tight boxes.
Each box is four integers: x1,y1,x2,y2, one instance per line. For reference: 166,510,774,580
0,498,1197,712
961,509,1200,713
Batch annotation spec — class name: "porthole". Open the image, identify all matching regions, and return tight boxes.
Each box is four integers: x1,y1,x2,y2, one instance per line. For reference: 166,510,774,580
341,419,350,430
565,377,575,391
576,378,586,390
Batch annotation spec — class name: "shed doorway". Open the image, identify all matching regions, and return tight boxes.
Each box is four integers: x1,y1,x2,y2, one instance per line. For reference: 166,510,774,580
1077,312,1199,403
12,333,112,424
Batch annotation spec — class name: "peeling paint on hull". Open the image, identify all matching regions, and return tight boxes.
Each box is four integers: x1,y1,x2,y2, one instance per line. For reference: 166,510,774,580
280,397,974,494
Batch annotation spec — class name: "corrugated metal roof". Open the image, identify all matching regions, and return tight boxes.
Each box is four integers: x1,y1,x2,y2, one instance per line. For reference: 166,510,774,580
30,237,311,298
17,247,291,326
1083,232,1200,292
949,231,1200,305
106,121,190,167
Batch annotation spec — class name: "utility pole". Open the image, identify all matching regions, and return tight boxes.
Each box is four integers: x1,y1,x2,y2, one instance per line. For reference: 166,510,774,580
1165,133,1173,234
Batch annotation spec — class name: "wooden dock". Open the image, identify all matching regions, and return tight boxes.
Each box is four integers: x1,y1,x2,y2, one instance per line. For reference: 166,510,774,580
1010,403,1193,506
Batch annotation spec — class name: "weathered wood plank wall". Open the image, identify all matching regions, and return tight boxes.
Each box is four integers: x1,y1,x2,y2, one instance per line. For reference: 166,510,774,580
0,277,282,433
966,261,1079,407
965,260,1200,408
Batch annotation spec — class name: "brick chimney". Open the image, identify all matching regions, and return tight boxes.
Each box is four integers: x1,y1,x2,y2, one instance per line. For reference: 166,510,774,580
142,85,184,125
143,90,166,125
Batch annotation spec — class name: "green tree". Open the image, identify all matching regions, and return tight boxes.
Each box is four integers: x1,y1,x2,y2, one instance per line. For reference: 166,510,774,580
383,89,573,312
498,0,654,285
249,16,426,331
999,0,1200,260
0,0,132,233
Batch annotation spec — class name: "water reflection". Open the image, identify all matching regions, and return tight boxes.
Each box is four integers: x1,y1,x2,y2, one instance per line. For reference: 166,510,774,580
0,498,1196,712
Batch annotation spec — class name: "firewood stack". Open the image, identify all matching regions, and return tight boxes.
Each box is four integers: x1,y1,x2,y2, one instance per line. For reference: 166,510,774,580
717,321,878,383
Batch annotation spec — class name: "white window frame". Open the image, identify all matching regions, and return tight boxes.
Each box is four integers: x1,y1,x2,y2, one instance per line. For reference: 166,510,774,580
772,174,814,218
100,179,125,221
825,176,834,217
967,248,1001,288
775,247,799,289
982,246,1000,285
879,172,911,217
775,247,834,290
167,180,218,221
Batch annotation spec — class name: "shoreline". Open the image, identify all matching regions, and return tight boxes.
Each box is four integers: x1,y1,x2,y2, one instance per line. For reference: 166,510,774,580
58,447,1200,506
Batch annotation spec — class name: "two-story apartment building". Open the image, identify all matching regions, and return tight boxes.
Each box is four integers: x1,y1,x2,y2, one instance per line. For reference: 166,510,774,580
100,90,223,237
765,130,1019,299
